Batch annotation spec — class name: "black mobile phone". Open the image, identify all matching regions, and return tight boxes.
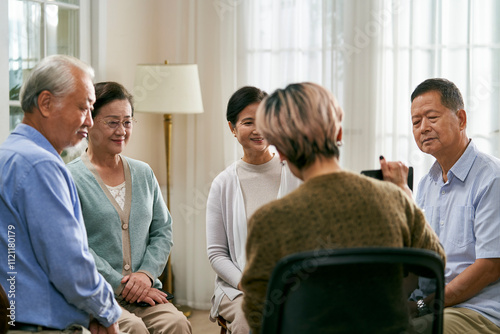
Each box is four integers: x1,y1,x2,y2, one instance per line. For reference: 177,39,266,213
361,166,413,191
136,289,174,307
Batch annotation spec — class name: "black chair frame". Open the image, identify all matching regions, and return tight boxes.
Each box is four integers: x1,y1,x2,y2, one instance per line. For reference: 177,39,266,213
259,247,445,334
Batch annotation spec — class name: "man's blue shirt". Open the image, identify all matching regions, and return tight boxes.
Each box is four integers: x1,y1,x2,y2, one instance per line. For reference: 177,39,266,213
416,140,500,326
0,124,121,329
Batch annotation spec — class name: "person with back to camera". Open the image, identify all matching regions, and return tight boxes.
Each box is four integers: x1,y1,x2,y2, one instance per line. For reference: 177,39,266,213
0,55,121,333
206,86,302,333
240,82,447,334
382,78,500,334
67,82,192,334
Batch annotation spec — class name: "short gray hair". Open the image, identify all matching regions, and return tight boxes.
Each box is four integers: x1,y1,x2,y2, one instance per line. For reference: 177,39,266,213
20,55,95,113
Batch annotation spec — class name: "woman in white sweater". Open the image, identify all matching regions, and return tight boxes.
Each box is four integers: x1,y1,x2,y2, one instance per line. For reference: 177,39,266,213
206,86,301,333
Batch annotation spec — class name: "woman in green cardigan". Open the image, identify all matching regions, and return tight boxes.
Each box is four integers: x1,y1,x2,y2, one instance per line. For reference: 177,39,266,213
67,82,191,334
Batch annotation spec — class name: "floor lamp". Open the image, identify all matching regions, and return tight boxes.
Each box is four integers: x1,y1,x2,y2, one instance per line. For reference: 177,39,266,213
134,63,204,313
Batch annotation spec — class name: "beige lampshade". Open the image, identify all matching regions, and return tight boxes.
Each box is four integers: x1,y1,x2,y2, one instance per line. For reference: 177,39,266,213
134,64,204,114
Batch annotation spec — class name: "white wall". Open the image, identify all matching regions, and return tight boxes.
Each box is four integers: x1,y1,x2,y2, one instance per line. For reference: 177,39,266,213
101,0,171,185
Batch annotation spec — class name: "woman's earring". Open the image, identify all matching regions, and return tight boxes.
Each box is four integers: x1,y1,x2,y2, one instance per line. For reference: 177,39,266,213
336,140,343,147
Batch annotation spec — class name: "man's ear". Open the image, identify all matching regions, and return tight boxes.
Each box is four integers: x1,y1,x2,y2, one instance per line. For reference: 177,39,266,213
457,109,467,130
37,90,53,118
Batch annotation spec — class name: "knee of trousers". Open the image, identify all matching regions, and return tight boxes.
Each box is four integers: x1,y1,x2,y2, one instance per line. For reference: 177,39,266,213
156,311,192,332
118,316,149,334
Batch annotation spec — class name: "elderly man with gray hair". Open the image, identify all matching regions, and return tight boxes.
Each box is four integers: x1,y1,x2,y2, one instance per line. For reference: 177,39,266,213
0,55,121,333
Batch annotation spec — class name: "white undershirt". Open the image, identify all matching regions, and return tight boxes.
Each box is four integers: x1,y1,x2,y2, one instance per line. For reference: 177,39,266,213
106,181,126,210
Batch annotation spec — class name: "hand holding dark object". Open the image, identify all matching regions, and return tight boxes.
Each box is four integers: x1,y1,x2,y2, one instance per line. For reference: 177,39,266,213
378,156,413,198
121,272,152,303
135,289,175,307
379,156,409,188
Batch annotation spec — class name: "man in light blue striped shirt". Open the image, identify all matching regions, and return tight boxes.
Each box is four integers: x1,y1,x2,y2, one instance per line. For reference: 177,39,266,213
410,78,500,334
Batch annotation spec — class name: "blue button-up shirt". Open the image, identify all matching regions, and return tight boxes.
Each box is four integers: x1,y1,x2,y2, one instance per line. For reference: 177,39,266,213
0,124,121,329
416,140,500,327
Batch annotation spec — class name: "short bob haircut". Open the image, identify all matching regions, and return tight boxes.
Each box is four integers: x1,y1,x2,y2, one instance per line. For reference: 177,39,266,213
226,86,267,126
93,81,134,118
20,54,94,113
411,78,464,112
256,82,344,170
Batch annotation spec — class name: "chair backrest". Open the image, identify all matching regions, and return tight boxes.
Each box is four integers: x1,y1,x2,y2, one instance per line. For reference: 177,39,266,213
259,247,444,334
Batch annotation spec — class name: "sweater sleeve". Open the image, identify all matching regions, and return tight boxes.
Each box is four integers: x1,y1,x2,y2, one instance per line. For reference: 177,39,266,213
241,206,280,334
405,193,446,263
137,168,172,281
206,174,244,288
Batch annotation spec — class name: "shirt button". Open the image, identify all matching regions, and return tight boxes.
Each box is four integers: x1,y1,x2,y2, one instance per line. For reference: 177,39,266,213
124,264,130,271
440,221,444,226
441,190,445,195
122,223,128,230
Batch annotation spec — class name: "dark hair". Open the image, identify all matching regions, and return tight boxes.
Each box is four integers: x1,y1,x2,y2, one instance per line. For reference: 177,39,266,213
92,82,134,118
411,78,464,111
226,86,267,126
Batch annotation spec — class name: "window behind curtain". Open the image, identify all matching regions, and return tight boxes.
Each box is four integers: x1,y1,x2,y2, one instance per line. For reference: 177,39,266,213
243,0,345,103
8,0,80,131
242,0,500,187
384,0,500,180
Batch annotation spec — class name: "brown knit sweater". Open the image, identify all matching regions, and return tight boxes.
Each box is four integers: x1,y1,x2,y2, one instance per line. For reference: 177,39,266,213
241,171,445,333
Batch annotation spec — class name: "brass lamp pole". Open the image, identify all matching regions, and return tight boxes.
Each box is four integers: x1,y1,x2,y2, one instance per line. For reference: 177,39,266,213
160,113,173,294
134,62,204,317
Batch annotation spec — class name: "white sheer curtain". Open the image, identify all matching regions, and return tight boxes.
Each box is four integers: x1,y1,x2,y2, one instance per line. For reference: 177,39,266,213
240,0,500,189
169,0,500,308
167,0,243,308
241,0,389,172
